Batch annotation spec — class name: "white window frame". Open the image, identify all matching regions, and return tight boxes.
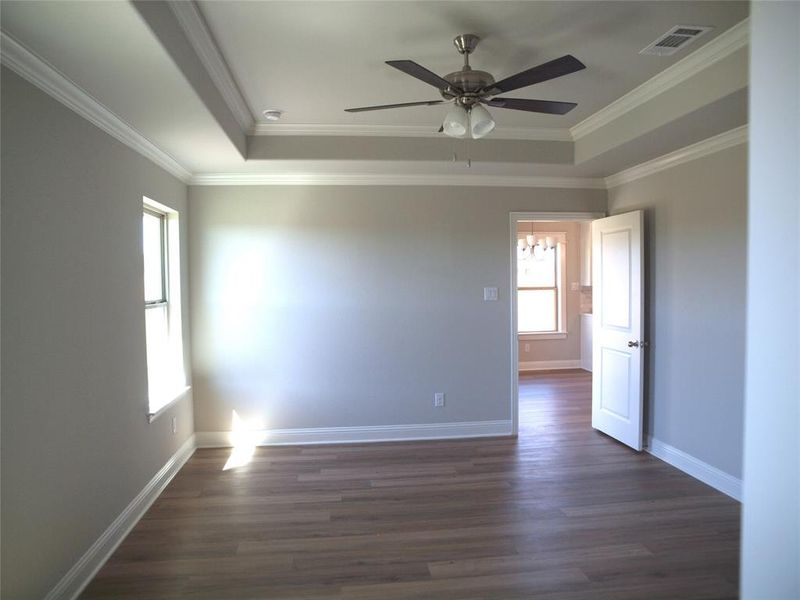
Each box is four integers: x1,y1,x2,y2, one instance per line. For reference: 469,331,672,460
517,231,567,340
143,197,188,422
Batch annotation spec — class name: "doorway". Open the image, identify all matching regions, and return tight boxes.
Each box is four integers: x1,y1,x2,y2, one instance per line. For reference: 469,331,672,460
509,212,600,436
510,211,647,450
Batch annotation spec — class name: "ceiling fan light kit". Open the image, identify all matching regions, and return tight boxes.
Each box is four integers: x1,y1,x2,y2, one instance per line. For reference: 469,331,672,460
345,33,585,140
442,103,496,139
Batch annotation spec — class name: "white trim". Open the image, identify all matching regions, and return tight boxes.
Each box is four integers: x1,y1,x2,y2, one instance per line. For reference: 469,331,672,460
571,18,749,140
167,0,254,132
0,32,192,183
647,436,742,501
519,332,568,341
605,125,748,187
44,435,197,600
190,172,606,189
511,212,606,222
518,360,582,371
147,385,191,423
251,123,573,141
195,420,512,447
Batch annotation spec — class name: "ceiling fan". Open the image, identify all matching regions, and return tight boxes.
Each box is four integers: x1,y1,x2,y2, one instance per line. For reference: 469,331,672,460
345,34,586,139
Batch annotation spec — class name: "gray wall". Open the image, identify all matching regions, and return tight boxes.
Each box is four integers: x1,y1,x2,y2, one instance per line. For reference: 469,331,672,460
1,68,193,598
189,185,605,433
741,2,799,596
608,144,747,479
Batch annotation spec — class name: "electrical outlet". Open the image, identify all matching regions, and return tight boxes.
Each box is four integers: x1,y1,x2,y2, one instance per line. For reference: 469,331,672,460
434,392,445,407
483,287,498,301
171,417,177,434
524,343,530,352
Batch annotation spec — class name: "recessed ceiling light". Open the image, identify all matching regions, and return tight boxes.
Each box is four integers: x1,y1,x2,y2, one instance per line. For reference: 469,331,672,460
262,109,283,121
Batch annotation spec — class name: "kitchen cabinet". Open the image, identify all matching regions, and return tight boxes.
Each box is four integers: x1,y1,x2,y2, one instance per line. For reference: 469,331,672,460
581,313,593,372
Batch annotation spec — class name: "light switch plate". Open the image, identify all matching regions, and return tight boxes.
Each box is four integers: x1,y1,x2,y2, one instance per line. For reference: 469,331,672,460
484,287,498,301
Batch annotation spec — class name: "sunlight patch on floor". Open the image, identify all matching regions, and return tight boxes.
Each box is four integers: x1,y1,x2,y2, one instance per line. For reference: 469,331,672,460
223,410,261,471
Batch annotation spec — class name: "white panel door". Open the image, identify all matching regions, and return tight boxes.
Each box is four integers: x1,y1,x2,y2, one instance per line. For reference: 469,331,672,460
591,211,645,450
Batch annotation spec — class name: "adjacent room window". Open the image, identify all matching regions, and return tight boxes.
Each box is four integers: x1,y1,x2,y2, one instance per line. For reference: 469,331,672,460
517,231,566,335
143,198,186,419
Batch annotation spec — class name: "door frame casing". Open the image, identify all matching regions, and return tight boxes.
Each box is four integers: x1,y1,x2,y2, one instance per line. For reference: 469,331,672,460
509,211,605,435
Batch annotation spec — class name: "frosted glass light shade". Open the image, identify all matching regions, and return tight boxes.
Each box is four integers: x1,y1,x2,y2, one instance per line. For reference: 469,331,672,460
443,105,469,138
470,104,495,139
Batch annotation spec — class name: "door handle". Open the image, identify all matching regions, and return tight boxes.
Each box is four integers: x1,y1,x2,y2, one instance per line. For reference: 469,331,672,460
628,340,649,348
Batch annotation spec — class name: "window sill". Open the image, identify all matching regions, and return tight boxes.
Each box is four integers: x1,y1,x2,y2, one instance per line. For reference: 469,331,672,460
147,386,191,423
519,332,568,341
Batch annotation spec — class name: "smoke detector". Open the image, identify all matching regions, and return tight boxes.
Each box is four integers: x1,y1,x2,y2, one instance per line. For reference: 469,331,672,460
262,109,283,121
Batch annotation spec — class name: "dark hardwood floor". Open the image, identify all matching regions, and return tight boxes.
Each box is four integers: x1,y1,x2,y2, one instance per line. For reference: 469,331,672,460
82,370,740,599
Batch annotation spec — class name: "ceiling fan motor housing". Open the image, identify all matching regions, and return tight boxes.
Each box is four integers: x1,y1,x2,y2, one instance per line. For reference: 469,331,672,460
441,69,495,105
442,34,494,106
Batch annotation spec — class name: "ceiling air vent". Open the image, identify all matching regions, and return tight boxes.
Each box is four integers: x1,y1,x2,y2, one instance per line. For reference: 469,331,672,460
640,25,713,56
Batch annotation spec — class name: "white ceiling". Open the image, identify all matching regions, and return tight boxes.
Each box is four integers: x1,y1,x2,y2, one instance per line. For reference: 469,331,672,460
200,0,748,129
0,0,748,180
0,0,242,173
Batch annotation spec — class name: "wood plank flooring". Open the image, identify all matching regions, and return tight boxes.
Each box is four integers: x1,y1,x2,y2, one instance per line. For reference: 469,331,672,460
82,370,740,598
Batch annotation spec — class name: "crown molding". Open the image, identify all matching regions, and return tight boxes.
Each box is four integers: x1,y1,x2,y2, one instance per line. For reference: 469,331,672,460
251,123,574,142
190,172,606,189
571,18,750,140
167,0,254,133
605,125,747,188
1,32,192,183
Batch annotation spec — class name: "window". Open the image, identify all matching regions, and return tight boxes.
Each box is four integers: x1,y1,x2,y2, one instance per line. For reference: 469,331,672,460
143,198,186,419
517,231,566,336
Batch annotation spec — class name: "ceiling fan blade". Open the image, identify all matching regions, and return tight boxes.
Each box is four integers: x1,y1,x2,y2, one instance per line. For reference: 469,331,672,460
345,100,445,113
483,55,585,95
487,97,577,115
386,60,460,93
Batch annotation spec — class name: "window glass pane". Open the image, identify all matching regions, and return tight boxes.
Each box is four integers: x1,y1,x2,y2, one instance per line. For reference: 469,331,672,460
145,304,171,399
143,211,164,302
518,245,556,288
518,289,557,332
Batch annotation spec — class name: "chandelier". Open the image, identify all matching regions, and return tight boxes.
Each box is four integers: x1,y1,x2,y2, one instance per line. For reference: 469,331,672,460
517,227,556,262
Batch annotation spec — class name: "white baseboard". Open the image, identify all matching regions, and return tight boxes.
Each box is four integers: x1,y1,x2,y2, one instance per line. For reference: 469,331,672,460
195,420,513,448
647,436,742,501
519,359,583,371
45,434,197,600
